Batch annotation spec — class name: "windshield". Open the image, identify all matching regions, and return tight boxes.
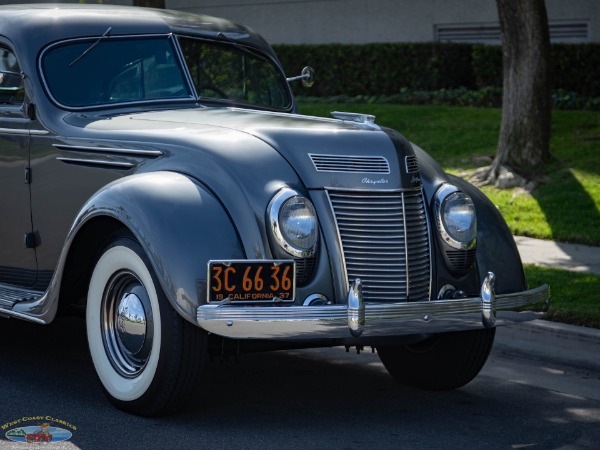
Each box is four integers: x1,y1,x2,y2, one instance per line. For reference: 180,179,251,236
41,35,292,110
42,36,191,108
178,36,291,110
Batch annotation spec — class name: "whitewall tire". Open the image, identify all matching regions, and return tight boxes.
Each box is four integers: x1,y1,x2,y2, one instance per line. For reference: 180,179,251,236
86,232,206,416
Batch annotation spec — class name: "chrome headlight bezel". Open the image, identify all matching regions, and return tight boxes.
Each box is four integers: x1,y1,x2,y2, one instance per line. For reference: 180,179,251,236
268,188,318,258
434,183,477,250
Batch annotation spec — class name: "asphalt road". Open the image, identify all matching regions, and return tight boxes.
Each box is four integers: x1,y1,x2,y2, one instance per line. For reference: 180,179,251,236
1,317,599,450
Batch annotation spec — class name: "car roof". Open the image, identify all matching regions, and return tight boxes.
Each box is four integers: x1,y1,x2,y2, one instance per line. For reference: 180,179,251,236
0,4,273,57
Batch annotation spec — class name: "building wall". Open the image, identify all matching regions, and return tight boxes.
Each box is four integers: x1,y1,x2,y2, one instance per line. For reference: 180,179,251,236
1,0,597,44
166,0,599,44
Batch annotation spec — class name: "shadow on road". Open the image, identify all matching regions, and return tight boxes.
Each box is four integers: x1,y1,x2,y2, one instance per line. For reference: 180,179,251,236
1,317,599,449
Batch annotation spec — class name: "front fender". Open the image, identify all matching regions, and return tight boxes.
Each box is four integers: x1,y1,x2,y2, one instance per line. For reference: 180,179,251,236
412,143,526,295
448,174,527,294
75,171,244,323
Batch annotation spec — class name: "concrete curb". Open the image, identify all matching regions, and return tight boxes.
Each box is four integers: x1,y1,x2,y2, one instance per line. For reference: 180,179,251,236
514,236,600,275
494,320,600,373
508,236,600,371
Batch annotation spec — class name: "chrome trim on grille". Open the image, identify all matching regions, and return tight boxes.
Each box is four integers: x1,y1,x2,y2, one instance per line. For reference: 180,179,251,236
309,154,390,174
326,188,432,303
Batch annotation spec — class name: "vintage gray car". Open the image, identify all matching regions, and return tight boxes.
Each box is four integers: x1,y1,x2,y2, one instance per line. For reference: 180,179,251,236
0,4,548,416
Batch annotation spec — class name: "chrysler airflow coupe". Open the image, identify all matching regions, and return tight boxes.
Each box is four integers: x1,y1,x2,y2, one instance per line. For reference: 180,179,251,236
0,5,549,416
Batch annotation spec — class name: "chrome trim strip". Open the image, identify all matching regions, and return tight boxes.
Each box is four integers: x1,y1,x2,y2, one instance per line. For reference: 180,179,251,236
53,144,163,157
0,128,49,136
56,157,135,168
0,307,46,324
401,191,410,297
323,186,423,194
421,187,434,302
0,128,28,135
172,33,199,99
197,278,550,340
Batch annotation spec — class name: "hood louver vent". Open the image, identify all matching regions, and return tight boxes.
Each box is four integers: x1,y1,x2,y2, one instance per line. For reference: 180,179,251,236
405,155,419,173
309,154,390,174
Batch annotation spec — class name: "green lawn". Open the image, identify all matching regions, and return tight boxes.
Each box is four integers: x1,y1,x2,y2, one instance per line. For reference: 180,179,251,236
525,265,600,328
299,103,600,328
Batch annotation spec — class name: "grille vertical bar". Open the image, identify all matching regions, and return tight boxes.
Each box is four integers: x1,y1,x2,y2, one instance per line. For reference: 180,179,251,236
327,189,431,302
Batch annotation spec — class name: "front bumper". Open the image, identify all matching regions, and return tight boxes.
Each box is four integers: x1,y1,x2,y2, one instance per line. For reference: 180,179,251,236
196,272,550,340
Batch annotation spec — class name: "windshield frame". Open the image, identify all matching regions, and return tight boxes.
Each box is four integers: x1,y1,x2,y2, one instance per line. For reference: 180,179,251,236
38,33,294,113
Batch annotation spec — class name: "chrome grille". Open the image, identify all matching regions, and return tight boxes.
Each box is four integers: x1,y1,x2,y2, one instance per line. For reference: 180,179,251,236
310,154,390,174
328,189,431,302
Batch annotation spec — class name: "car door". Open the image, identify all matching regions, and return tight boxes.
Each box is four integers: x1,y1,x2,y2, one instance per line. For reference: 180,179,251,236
0,45,37,287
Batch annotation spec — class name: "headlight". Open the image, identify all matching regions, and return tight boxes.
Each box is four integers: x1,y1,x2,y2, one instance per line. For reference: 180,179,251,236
435,184,476,249
268,189,318,257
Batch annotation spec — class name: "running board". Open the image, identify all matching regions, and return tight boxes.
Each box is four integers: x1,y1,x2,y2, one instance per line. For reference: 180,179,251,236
0,286,44,323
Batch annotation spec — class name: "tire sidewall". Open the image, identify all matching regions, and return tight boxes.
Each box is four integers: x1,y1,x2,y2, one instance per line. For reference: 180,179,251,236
87,242,162,402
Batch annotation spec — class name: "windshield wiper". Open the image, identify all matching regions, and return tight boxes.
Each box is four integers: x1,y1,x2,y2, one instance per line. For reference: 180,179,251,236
69,27,112,67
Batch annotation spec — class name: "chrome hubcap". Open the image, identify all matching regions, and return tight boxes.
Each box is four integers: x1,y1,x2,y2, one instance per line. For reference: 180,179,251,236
116,293,146,355
102,271,154,377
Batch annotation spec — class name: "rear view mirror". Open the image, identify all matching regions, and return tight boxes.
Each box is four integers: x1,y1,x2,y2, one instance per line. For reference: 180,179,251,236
286,66,315,88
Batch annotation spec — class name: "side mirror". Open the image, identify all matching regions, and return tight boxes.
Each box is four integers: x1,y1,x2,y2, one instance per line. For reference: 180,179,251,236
286,66,315,88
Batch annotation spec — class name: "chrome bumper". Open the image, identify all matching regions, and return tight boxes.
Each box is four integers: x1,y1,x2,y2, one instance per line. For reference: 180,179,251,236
196,272,550,340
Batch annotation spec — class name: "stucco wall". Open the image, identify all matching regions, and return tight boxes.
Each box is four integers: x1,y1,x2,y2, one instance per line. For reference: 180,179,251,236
0,0,597,44
166,0,599,44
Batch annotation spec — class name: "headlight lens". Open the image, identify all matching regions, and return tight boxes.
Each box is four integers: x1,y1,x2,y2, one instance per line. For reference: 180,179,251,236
435,185,477,249
269,189,318,257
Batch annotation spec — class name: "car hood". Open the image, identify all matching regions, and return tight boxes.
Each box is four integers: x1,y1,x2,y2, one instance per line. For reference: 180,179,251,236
119,107,420,191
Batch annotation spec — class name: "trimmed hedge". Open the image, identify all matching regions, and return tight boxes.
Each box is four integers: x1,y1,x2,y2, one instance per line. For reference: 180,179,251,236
274,42,600,99
295,88,600,111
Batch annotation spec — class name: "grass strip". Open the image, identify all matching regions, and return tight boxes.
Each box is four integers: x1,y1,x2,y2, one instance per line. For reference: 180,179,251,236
524,265,600,329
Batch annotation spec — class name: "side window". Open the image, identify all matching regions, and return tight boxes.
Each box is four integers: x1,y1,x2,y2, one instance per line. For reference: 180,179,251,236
0,48,24,106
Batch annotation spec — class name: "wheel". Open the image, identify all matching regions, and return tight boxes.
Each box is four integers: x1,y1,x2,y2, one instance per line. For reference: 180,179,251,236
86,231,207,416
377,328,495,390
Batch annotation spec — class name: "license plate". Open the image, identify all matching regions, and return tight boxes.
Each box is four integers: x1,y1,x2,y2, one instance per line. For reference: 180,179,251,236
207,260,295,303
